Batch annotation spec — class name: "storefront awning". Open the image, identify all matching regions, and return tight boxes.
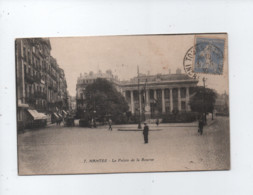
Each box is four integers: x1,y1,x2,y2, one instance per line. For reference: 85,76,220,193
62,110,67,115
58,113,63,118
27,109,47,120
53,113,60,119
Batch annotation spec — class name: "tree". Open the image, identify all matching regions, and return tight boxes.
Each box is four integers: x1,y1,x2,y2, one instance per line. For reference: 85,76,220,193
84,78,129,123
189,86,217,121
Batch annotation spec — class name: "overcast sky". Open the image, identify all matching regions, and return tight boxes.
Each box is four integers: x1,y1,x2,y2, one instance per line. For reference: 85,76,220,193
50,35,228,96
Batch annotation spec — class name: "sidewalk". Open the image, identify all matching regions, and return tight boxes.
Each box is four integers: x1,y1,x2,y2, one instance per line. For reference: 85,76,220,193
42,117,216,132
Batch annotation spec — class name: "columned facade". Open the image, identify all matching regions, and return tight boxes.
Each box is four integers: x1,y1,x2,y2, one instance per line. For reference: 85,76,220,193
122,84,196,117
76,70,198,119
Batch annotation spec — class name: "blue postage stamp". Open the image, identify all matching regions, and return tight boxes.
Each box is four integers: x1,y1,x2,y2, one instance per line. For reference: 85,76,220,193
194,37,225,75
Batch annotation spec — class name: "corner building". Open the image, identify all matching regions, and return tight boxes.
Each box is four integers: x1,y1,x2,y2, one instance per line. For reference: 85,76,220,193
16,38,68,129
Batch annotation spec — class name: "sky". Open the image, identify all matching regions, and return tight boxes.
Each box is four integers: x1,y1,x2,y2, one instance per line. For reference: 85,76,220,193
50,34,228,96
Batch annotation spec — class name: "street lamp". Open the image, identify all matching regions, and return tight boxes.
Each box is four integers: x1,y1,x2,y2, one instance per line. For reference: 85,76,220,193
202,77,207,124
137,66,142,129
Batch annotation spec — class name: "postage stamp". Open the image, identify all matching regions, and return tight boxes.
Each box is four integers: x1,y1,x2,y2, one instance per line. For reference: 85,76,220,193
193,37,225,75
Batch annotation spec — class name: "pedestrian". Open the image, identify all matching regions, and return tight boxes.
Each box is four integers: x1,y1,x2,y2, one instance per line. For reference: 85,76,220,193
91,118,94,128
108,118,112,131
198,116,204,135
156,118,159,126
58,117,62,126
143,122,149,144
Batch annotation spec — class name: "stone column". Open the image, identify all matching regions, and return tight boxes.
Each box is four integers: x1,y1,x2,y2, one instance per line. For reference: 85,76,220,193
162,89,165,113
123,91,126,98
145,89,151,119
130,90,134,114
178,88,181,111
186,87,190,111
154,89,157,100
146,89,150,105
170,88,173,112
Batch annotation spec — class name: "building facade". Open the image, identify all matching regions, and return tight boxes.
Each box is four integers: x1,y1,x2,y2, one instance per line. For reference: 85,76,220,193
16,38,69,129
215,91,229,115
76,69,198,119
68,96,77,112
76,70,121,116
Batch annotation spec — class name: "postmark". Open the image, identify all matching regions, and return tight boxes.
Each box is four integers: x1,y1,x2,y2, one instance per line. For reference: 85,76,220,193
183,46,198,79
183,37,225,77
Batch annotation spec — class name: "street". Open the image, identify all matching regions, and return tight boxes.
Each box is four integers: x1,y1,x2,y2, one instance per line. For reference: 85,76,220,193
18,116,230,175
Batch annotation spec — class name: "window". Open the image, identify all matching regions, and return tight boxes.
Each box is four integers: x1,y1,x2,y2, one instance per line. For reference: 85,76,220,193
28,51,30,64
23,47,26,61
29,86,32,96
165,89,170,99
181,101,186,111
180,88,186,98
25,84,28,97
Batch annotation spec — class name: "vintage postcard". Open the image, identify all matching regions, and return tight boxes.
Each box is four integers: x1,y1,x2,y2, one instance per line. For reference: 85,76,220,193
16,33,230,175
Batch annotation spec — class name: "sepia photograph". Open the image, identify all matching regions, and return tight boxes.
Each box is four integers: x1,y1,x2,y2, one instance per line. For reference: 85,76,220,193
16,33,230,175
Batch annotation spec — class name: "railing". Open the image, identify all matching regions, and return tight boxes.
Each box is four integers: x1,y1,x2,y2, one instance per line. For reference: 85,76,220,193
25,97,36,105
53,85,58,92
25,72,34,83
34,91,47,99
34,74,41,83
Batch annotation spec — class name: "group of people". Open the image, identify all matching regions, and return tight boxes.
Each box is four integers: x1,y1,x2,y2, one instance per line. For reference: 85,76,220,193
143,115,205,144
89,115,205,144
56,117,62,126
89,118,112,129
55,113,73,126
106,118,149,143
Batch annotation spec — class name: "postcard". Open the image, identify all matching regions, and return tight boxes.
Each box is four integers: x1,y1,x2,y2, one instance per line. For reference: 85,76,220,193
16,33,230,175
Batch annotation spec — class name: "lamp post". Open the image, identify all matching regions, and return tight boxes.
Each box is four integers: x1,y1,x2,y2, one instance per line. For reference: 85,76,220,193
137,66,142,129
202,77,207,124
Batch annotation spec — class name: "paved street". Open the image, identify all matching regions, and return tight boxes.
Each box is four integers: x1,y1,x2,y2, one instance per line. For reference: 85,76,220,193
18,116,230,175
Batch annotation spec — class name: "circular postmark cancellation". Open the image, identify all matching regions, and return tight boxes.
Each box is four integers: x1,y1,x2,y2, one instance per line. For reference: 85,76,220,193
183,46,197,79
183,40,224,77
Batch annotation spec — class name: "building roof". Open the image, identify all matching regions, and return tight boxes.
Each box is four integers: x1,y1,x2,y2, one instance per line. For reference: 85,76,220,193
77,70,198,87
121,73,197,85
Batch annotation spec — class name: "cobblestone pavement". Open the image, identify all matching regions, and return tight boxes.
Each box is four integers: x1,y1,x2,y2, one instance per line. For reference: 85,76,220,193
17,116,230,175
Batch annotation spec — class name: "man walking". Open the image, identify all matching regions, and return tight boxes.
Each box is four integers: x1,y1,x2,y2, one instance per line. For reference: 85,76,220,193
108,118,112,131
143,122,149,144
156,118,159,126
198,116,204,135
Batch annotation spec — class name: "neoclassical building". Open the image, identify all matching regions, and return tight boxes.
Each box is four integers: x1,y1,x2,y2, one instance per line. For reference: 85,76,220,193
76,69,198,118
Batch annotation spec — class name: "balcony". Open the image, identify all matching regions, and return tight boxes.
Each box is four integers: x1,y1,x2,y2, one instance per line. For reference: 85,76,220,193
34,91,47,99
25,96,36,105
25,72,34,84
34,74,41,83
51,73,57,81
42,65,47,72
53,85,58,92
47,81,53,89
